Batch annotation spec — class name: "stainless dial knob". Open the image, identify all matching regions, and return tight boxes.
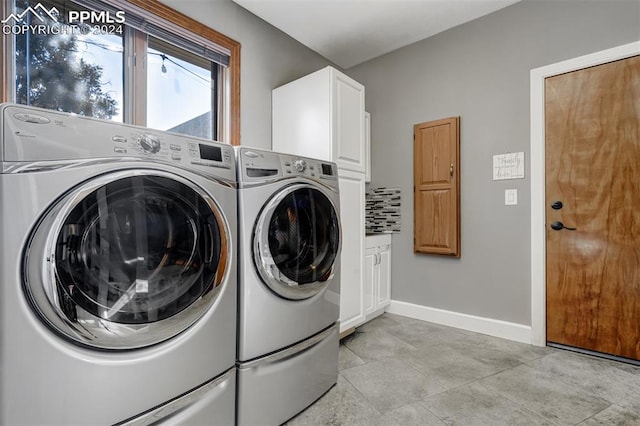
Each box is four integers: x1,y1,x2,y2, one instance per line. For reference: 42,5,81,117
138,134,161,153
293,159,307,172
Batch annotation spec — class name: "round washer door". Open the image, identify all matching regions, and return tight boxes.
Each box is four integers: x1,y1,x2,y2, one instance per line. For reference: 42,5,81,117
253,183,340,300
23,170,230,350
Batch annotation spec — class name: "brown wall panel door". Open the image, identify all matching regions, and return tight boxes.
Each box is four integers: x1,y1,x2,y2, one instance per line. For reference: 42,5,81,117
545,55,640,360
414,117,460,257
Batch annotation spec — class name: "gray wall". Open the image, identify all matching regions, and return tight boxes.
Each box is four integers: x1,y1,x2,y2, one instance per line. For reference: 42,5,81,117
161,0,640,327
159,0,332,149
348,0,640,325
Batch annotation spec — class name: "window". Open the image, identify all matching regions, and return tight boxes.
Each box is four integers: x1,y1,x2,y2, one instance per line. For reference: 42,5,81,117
147,37,217,140
14,0,124,120
1,0,240,144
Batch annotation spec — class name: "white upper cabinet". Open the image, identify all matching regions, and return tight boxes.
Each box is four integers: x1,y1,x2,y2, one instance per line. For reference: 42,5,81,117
273,66,365,173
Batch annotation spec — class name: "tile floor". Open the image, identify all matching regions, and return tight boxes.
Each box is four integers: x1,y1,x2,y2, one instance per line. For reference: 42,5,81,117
287,313,640,426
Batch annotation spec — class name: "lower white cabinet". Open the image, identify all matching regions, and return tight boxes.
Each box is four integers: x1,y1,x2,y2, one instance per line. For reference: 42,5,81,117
364,234,392,323
338,184,392,334
338,169,365,333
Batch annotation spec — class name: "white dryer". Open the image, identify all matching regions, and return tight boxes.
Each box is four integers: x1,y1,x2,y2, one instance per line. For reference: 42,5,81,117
235,147,341,426
0,104,237,425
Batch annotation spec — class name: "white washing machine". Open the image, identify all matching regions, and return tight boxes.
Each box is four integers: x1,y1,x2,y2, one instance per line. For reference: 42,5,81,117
235,147,341,426
0,104,237,425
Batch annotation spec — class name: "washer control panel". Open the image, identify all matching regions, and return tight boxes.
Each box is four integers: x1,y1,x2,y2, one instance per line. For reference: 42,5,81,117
109,130,233,170
2,104,234,178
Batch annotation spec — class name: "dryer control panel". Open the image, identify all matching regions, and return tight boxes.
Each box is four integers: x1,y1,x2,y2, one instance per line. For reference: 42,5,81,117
237,147,338,186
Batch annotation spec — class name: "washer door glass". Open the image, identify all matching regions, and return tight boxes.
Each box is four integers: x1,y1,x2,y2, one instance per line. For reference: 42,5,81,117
24,172,229,350
254,184,340,300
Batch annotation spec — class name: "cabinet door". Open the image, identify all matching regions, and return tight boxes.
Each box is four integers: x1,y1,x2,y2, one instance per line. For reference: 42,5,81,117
414,117,460,257
272,68,332,161
364,248,376,316
333,71,365,173
338,170,365,332
364,112,371,183
376,245,391,307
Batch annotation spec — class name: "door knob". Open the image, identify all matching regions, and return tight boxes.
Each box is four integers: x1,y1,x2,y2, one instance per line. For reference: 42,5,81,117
551,201,563,210
550,221,576,231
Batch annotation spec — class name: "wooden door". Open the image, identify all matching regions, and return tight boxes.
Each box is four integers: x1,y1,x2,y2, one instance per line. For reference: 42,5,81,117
545,55,640,360
414,117,460,256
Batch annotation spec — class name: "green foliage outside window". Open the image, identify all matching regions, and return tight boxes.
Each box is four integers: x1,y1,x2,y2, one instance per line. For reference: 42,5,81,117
14,0,119,119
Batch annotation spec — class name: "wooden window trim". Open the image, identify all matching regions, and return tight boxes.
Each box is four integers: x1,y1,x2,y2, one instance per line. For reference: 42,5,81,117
0,0,241,146
127,0,240,146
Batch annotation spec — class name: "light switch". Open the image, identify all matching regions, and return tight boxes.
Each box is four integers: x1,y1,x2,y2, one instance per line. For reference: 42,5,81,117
505,189,518,205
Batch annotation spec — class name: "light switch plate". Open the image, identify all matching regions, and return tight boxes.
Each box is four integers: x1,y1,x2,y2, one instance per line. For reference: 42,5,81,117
505,189,518,205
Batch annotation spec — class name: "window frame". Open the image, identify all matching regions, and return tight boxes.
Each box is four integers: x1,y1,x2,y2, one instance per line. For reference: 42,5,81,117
0,0,241,145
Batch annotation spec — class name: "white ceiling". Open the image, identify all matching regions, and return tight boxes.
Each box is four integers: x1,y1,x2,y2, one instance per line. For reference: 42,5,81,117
232,0,521,68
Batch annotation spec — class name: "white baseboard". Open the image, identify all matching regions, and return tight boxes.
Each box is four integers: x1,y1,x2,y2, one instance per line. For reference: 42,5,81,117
386,300,533,345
